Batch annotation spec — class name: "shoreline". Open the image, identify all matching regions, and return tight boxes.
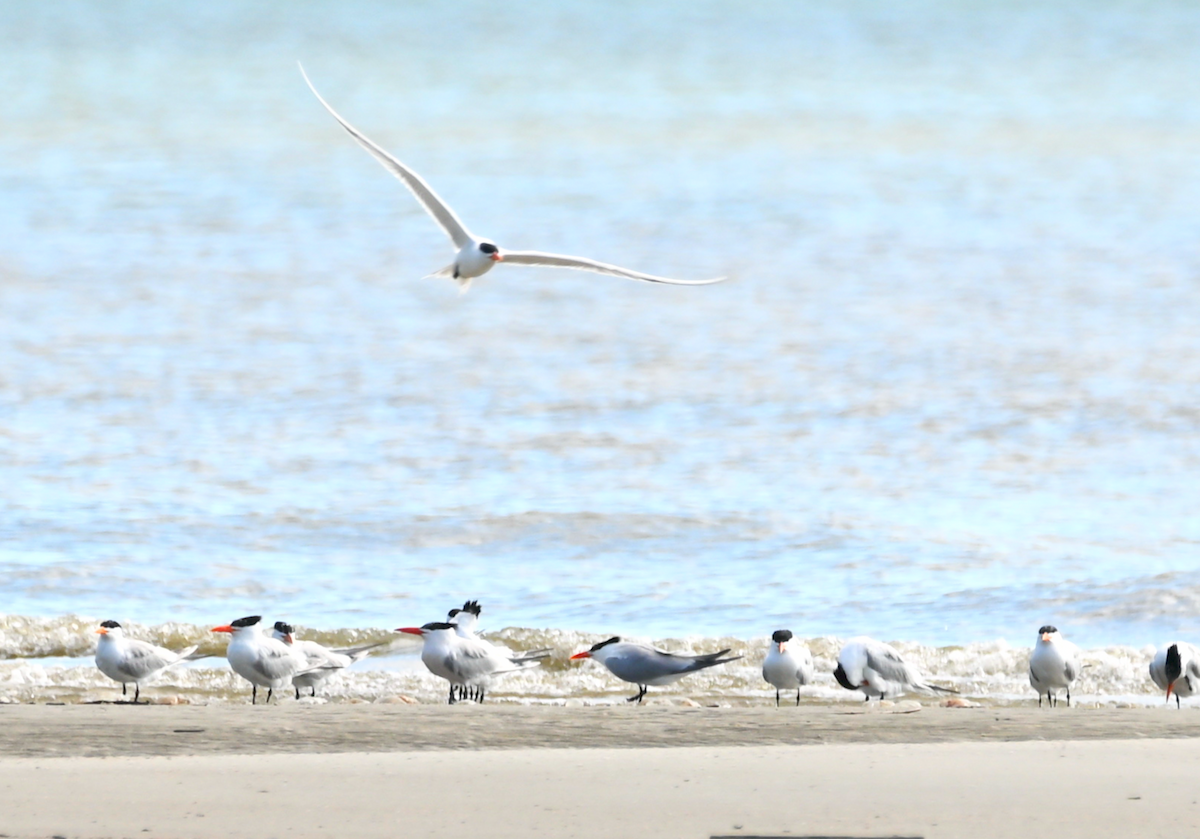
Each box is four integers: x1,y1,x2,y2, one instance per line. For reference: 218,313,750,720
4,702,1200,758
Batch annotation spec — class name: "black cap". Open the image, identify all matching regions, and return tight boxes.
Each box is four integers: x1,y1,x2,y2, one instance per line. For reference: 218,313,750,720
588,637,621,653
231,616,262,628
273,621,294,635
771,629,793,644
100,620,121,629
421,621,456,631
1037,625,1058,635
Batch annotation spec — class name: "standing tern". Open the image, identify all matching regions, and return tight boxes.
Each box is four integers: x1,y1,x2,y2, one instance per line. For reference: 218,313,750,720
93,620,200,703
569,637,742,704
271,621,386,700
445,600,551,702
397,621,543,703
212,615,331,704
299,64,725,291
761,629,813,707
1028,625,1080,708
1149,642,1200,708
833,636,957,701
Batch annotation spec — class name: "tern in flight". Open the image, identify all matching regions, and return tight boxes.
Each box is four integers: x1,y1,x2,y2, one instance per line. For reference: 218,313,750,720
299,64,725,291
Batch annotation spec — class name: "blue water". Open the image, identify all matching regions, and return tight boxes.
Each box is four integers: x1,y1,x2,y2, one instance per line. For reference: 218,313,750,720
3,0,1200,648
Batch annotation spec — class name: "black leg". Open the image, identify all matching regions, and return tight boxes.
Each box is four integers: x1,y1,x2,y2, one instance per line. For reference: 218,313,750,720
122,683,127,697
252,685,257,705
1176,694,1181,709
449,685,457,705
134,684,140,703
295,686,300,700
1066,687,1070,708
1038,693,1042,708
775,689,780,707
311,687,316,698
863,694,870,702
267,687,273,704
796,688,801,707
479,687,485,703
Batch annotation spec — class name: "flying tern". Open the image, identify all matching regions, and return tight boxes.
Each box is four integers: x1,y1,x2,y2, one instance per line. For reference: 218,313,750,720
1149,642,1200,708
271,621,386,700
397,620,544,703
569,637,742,704
299,64,725,291
1028,625,1080,708
93,620,201,703
212,615,335,704
761,629,813,707
833,636,957,701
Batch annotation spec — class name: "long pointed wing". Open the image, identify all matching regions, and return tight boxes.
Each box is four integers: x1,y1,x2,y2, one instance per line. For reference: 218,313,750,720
299,63,473,249
500,250,725,285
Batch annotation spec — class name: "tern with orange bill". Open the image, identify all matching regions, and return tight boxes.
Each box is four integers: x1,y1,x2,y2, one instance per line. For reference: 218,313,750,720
569,637,742,704
94,620,201,703
299,64,725,292
212,615,337,704
1028,625,1080,708
1149,642,1200,708
397,620,544,703
761,629,813,707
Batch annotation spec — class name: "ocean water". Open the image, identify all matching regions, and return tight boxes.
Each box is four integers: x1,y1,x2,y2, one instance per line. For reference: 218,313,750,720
3,0,1200,704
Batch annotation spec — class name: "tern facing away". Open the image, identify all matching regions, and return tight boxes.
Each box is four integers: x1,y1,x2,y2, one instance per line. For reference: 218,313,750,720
761,629,814,707
271,621,386,700
444,600,551,702
299,64,725,292
397,620,545,704
1149,642,1200,708
94,620,201,703
570,637,743,704
1028,625,1080,708
212,615,337,704
833,636,957,701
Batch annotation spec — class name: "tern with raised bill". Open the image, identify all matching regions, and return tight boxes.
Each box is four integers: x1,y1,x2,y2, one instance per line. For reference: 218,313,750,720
761,629,813,707
94,620,201,703
299,64,725,292
569,637,742,704
1028,625,1080,708
444,601,551,702
833,636,957,701
1149,642,1200,708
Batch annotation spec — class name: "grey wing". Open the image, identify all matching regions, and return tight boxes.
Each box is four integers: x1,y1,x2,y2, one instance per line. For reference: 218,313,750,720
1063,658,1078,682
500,250,725,286
865,645,918,685
298,63,474,249
122,642,178,677
252,646,300,680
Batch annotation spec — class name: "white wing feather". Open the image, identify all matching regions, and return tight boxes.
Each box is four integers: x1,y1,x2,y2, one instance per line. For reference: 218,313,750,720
501,250,725,286
299,63,474,249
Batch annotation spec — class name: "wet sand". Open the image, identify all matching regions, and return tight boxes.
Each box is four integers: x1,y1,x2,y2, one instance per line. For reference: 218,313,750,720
4,704,1200,838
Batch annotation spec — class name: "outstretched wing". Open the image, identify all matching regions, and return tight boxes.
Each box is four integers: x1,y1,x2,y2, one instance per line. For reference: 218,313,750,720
500,250,725,286
299,63,474,249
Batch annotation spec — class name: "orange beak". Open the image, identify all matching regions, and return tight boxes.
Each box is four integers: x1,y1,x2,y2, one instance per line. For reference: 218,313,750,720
396,627,424,636
490,253,503,262
96,628,108,635
1041,633,1051,642
1167,682,1175,701
211,625,234,633
777,642,786,653
569,651,591,660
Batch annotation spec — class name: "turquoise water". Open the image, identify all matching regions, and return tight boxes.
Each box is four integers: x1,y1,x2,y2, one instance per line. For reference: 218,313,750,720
3,0,1200,649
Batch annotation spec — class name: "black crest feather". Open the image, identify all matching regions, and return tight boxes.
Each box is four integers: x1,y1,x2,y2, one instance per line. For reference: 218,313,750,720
771,629,793,644
589,636,621,652
231,615,262,628
100,620,121,629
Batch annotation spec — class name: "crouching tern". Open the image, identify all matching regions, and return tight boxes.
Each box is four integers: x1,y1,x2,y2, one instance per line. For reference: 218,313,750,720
94,620,205,703
271,621,387,699
299,64,725,292
570,637,743,704
833,636,957,701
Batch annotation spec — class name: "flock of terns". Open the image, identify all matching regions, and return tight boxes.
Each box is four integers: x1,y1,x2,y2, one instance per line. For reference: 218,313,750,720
79,68,1198,714
91,605,1199,708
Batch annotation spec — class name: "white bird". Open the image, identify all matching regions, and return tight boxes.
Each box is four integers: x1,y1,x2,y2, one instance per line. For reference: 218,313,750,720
569,637,743,704
444,600,551,702
397,621,543,703
299,64,725,292
1028,625,1080,708
761,629,813,707
1149,642,1200,708
212,615,327,704
270,621,386,700
93,620,200,703
833,636,956,701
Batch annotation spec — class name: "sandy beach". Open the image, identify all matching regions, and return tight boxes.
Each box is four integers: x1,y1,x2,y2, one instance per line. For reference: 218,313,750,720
4,704,1200,838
